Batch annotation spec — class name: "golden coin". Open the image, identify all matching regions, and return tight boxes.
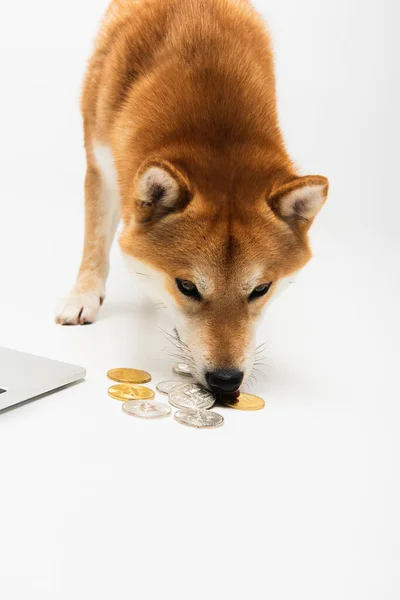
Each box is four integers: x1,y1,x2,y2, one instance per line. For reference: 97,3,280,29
107,368,151,384
222,393,265,411
108,384,155,402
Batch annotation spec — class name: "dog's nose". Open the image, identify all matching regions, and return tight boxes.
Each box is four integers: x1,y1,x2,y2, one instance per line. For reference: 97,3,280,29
206,369,244,393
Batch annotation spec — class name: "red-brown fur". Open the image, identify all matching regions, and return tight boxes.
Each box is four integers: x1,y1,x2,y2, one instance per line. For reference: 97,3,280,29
57,0,328,386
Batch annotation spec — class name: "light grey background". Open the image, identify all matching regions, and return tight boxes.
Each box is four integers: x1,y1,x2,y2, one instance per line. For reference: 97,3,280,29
0,1,399,599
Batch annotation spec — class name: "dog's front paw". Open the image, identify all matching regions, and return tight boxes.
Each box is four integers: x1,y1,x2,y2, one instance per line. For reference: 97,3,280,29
55,291,103,325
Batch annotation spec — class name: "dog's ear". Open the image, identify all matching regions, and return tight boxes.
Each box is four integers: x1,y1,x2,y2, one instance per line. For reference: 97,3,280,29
133,159,191,223
268,175,329,227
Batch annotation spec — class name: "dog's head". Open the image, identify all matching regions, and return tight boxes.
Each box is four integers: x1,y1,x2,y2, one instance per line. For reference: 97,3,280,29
120,158,328,394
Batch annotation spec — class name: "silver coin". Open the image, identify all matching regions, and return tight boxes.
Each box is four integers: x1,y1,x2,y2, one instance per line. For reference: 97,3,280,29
173,363,192,376
122,400,171,419
168,382,215,410
174,408,224,429
156,380,183,395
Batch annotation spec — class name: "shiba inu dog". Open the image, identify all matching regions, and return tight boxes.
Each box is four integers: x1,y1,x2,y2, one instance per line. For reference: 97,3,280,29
56,0,328,396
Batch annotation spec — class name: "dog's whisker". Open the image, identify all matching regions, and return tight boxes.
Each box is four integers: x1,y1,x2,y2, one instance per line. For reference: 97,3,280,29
171,328,190,351
251,370,267,383
165,352,195,367
171,330,190,350
158,327,196,369
166,350,190,361
255,346,267,354
165,346,189,358
252,368,266,376
254,352,269,361
158,327,185,345
163,336,192,359
152,303,167,311
253,363,269,373
165,350,187,363
246,373,257,388
255,340,269,351
159,328,187,352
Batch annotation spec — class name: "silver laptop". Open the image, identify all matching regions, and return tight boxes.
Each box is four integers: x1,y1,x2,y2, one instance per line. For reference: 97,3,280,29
0,347,86,411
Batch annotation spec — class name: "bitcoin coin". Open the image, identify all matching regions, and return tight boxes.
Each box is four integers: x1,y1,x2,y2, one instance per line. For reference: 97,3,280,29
156,380,182,395
222,393,265,411
107,368,151,384
168,382,215,410
108,384,155,401
172,363,192,376
122,400,171,419
174,408,224,429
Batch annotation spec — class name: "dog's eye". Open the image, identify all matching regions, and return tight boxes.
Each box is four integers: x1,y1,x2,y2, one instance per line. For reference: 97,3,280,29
249,282,272,301
176,278,202,300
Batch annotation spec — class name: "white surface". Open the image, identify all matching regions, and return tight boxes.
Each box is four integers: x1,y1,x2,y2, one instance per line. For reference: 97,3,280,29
0,1,399,598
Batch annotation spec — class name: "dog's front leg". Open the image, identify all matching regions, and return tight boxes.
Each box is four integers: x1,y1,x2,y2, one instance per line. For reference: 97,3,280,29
56,144,120,325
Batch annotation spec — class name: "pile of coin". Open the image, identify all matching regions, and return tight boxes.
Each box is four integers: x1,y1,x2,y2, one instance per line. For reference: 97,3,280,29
107,363,265,429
